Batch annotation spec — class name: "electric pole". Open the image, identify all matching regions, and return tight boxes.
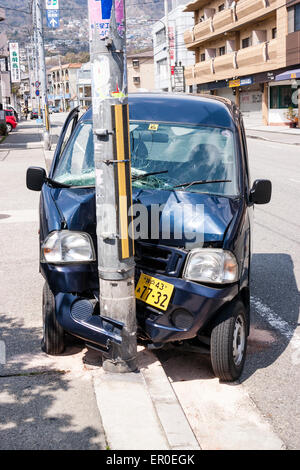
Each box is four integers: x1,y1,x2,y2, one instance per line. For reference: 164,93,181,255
88,0,137,373
164,0,172,92
32,2,40,113
34,0,51,150
26,45,34,110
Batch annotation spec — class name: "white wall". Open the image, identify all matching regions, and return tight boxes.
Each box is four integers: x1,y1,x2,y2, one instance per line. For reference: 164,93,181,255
153,5,195,91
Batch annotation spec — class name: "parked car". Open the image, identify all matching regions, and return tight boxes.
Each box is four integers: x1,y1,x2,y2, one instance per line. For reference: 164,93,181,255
49,106,60,114
26,93,272,381
30,109,39,119
5,109,18,133
6,105,19,122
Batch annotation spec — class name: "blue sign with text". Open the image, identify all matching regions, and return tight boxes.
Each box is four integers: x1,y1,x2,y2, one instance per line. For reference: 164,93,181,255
46,9,60,29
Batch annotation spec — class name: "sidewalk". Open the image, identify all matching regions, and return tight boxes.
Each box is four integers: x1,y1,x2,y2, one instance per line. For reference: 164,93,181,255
0,119,44,149
245,125,300,145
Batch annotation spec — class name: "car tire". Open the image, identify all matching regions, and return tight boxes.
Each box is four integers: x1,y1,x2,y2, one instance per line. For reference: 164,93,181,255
6,123,12,133
41,282,65,355
210,300,247,382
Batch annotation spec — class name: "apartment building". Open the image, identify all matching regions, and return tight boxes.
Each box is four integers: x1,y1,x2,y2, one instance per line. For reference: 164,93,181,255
77,62,92,109
127,51,155,92
48,63,82,111
153,3,195,91
184,0,300,125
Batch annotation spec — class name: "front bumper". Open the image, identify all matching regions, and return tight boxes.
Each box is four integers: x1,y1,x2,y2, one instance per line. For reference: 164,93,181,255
53,269,239,348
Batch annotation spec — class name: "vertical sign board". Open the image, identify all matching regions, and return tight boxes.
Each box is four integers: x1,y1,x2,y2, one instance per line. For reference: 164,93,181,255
9,43,20,83
46,0,60,29
174,65,185,92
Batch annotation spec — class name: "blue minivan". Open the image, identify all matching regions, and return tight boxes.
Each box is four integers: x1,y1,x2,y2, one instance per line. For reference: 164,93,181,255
26,93,272,381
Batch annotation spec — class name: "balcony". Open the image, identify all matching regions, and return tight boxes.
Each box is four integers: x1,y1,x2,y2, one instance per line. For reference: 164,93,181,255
185,39,278,86
213,53,237,81
184,0,278,49
194,19,213,42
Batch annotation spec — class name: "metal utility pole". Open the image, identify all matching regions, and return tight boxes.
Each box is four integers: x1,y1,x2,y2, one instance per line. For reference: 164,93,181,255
26,45,34,110
58,55,66,112
164,0,172,92
34,0,51,150
32,2,40,113
88,0,137,373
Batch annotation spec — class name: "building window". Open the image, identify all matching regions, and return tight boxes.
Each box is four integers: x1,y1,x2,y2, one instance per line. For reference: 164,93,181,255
272,27,277,39
132,59,139,68
288,4,300,32
218,4,225,12
270,85,298,109
200,53,206,62
156,28,166,46
219,46,226,56
242,37,251,48
133,76,140,85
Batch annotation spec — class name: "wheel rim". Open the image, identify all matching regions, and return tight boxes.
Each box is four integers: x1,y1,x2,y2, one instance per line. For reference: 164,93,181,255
232,314,246,366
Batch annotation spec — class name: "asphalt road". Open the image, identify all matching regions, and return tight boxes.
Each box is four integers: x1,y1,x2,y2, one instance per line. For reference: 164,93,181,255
241,137,300,448
159,136,300,449
0,117,299,449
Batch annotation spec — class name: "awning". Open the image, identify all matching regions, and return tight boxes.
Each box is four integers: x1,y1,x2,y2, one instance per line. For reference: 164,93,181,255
275,69,300,81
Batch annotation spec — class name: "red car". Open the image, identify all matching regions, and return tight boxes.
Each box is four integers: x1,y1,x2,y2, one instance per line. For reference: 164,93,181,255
5,110,18,133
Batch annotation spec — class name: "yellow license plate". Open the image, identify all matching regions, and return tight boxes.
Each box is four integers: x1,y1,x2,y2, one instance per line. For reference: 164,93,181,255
135,273,174,311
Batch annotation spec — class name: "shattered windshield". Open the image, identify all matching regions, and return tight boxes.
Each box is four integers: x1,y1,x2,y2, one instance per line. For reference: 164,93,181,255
53,120,239,196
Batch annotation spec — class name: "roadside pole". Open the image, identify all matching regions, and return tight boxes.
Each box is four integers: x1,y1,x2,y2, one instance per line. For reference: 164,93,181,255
164,0,172,92
26,46,34,110
32,2,40,115
35,0,51,150
58,55,66,112
88,0,137,373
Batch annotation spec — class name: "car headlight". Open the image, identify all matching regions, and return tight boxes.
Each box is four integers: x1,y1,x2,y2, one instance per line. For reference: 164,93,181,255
41,230,96,264
183,249,238,284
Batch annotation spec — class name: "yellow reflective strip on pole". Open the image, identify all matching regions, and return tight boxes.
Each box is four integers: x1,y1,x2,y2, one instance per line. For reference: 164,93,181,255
126,104,135,255
115,104,130,259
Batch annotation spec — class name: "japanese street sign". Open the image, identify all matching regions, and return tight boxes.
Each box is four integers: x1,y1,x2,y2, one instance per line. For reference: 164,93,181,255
46,9,60,29
36,89,40,96
46,0,59,9
174,66,185,92
35,81,40,88
9,43,20,83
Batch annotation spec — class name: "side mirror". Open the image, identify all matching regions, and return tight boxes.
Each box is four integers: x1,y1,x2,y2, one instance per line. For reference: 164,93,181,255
250,179,272,205
26,167,47,191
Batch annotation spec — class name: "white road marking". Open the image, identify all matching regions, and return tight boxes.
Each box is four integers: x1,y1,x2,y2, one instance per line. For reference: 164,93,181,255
0,209,38,224
290,178,300,183
251,296,300,365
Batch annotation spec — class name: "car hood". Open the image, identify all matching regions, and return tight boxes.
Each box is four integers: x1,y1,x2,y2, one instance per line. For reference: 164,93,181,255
46,187,240,249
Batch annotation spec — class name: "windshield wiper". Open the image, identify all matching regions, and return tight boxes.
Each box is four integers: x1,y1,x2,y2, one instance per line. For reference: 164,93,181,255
174,179,232,191
46,177,72,188
132,170,168,181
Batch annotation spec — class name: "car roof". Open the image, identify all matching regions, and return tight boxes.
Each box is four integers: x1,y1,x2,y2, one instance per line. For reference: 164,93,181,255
81,92,238,129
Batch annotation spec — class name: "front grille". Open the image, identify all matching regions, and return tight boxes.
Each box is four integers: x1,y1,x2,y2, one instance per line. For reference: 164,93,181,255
135,241,186,277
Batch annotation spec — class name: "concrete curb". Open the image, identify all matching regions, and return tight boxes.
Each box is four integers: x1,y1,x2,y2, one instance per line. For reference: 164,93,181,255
139,348,201,450
92,348,201,450
246,133,300,146
0,142,44,149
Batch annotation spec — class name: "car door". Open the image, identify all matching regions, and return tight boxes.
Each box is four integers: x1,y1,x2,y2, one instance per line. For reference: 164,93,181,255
50,107,79,178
